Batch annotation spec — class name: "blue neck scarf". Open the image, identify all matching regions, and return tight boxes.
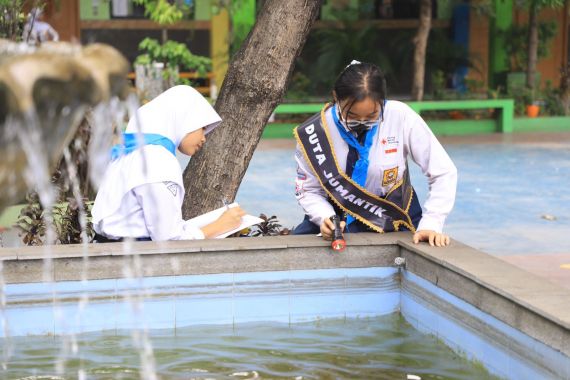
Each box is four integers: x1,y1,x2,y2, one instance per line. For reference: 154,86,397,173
110,133,176,160
331,104,379,225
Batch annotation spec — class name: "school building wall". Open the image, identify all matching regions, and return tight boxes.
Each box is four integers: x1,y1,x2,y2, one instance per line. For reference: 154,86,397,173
40,0,570,96
512,4,570,87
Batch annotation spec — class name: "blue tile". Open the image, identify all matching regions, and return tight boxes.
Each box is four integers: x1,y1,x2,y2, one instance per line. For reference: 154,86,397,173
289,268,347,281
345,267,397,279
234,270,290,284
175,294,233,327
116,275,177,292
234,293,290,324
5,282,54,297
4,305,54,337
400,293,439,336
345,290,399,317
54,300,117,335
176,273,234,287
137,275,177,289
53,278,116,294
115,298,175,330
290,293,345,323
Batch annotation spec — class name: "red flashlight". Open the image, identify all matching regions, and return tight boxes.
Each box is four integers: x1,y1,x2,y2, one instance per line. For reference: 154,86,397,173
330,215,345,252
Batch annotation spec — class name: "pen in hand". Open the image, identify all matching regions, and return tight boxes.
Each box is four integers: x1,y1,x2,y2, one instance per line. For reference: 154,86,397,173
218,198,246,234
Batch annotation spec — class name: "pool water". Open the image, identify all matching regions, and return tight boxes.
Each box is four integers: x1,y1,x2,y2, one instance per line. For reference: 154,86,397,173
236,143,570,255
4,314,498,380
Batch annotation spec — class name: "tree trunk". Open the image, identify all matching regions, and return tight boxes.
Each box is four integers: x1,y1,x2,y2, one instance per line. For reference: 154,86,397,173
526,2,539,91
161,28,168,44
561,63,570,115
411,0,432,101
182,0,323,218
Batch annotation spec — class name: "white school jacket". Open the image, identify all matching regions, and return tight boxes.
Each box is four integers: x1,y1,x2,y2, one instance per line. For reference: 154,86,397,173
93,146,206,241
294,100,457,233
94,181,206,241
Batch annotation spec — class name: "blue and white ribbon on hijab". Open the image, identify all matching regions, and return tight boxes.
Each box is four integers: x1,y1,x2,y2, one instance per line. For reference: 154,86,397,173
110,133,176,160
331,104,378,225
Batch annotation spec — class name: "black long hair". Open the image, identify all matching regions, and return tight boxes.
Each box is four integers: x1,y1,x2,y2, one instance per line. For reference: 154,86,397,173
333,62,387,120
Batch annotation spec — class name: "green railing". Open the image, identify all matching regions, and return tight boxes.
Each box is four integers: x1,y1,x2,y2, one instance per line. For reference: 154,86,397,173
407,99,514,133
265,99,516,138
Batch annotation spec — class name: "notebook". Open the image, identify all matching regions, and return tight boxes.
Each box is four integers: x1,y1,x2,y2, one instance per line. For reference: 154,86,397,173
187,202,263,239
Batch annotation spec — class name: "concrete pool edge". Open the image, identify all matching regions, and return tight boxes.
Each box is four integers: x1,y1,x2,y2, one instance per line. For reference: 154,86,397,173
399,239,570,356
1,233,569,358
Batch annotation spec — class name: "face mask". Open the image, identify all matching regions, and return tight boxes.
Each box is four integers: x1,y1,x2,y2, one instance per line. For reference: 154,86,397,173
336,103,379,133
349,123,373,135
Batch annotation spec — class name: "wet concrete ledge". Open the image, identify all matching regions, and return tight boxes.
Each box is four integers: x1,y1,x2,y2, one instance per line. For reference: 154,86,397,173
1,232,569,358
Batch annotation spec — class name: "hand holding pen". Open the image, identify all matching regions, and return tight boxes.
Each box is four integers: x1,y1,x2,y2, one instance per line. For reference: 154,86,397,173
216,197,245,231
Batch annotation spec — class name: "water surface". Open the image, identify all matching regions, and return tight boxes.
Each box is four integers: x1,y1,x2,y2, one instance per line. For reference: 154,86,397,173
5,314,497,380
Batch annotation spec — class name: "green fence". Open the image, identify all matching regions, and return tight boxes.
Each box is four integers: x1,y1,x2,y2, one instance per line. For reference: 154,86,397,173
265,100,515,138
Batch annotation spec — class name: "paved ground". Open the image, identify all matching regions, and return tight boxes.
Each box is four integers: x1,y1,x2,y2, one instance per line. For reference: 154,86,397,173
253,132,570,290
501,253,570,290
256,131,570,149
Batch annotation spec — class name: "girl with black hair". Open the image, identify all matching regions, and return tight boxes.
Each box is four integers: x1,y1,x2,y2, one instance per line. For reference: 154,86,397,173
293,61,457,247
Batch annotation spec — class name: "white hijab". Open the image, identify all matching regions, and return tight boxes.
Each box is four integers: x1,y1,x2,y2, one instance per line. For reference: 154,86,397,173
92,85,221,225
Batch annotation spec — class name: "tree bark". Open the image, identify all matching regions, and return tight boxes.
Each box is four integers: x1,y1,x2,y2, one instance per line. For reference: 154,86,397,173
182,0,323,218
411,0,432,101
526,1,539,91
561,62,570,115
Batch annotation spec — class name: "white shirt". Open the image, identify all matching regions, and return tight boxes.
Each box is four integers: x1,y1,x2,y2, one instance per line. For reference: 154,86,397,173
95,181,205,241
91,86,222,241
294,100,457,233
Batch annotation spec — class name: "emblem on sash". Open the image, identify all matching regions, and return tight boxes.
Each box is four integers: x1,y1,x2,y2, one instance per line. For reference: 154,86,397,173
382,167,398,186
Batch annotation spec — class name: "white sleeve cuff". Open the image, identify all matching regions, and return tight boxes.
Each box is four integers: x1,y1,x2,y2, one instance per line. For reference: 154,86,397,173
417,216,444,233
311,211,336,229
182,221,206,240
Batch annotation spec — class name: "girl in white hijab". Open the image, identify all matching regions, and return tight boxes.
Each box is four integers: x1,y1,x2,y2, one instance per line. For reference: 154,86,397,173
92,85,245,242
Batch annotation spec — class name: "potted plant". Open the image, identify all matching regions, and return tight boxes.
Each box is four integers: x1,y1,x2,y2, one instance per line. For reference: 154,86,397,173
523,87,542,118
131,0,210,101
134,38,211,101
526,102,540,118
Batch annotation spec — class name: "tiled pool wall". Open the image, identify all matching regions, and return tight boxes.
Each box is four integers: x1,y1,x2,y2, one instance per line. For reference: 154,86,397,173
402,271,568,379
1,234,569,379
2,267,400,336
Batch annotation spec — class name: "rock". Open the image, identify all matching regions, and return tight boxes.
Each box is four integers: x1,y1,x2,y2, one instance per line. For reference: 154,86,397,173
0,40,130,213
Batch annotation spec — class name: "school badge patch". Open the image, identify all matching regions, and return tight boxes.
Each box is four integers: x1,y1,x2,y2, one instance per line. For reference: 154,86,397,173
164,181,178,197
382,167,398,187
